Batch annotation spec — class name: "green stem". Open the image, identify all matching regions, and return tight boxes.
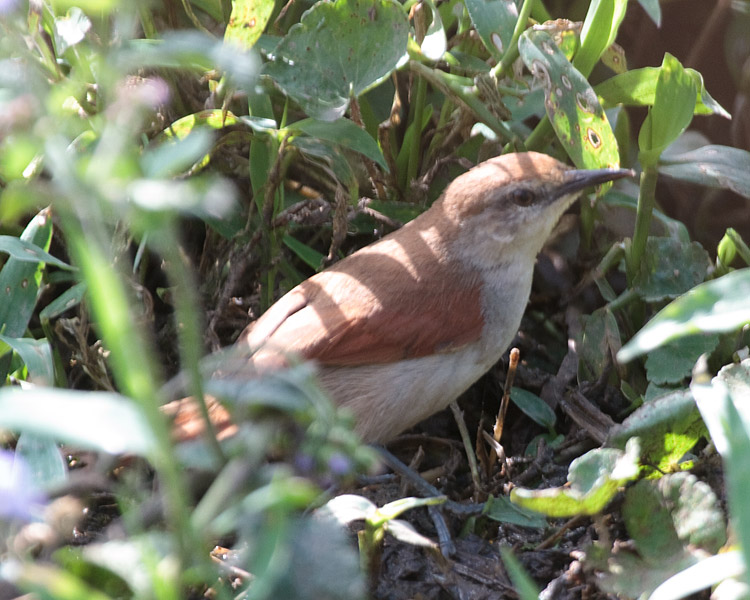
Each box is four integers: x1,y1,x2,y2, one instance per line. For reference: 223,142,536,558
155,225,226,466
407,76,427,186
626,167,658,282
491,0,535,78
408,61,514,142
61,215,199,575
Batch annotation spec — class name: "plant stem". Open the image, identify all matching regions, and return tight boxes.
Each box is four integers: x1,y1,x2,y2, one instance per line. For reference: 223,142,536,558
491,0,535,78
627,166,658,281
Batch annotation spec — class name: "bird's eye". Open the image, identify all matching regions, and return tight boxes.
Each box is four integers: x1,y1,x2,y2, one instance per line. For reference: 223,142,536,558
510,188,536,206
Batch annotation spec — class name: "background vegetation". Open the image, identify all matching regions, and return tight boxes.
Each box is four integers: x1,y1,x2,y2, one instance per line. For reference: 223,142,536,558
1,0,750,598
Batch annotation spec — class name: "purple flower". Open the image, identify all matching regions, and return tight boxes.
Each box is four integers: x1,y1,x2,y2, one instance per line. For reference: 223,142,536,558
0,450,47,522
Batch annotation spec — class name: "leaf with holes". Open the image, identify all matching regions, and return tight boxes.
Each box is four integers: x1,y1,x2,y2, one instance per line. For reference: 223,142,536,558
464,0,519,61
519,29,620,175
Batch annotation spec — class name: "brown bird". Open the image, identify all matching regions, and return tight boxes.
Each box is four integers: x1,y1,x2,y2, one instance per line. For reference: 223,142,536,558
173,152,632,444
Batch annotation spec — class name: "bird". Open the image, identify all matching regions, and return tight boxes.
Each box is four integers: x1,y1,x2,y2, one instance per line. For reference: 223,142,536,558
171,152,632,444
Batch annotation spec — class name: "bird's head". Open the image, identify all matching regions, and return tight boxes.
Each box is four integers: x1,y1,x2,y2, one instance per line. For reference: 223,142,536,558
440,152,633,269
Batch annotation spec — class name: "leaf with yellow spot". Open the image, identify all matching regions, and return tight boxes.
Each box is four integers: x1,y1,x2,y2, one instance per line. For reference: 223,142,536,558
224,0,275,50
519,28,620,177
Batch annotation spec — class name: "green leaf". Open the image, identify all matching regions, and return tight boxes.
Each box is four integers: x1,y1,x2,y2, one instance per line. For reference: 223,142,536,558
0,335,55,385
690,374,750,583
644,334,720,385
0,235,74,270
511,438,640,517
620,474,725,590
658,145,750,199
224,0,274,50
384,519,437,548
39,282,87,323
320,494,377,525
464,0,519,61
263,0,409,120
578,307,621,382
142,128,216,177
632,237,709,302
618,268,750,362
1,562,115,600
622,479,684,562
484,495,547,528
500,548,541,600
374,495,446,524
282,235,325,271
607,390,705,474
419,0,447,61
519,29,620,171
638,53,696,167
574,0,628,77
509,387,556,429
596,67,730,118
289,118,388,170
0,388,157,457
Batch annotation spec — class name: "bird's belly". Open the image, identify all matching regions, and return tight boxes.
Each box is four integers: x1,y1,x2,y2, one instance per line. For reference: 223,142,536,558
317,344,499,443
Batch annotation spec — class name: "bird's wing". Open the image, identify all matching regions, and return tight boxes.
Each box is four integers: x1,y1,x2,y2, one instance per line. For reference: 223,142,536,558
240,251,485,366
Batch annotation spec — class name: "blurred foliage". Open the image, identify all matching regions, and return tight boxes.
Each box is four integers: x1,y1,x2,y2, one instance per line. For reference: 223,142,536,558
1,0,750,598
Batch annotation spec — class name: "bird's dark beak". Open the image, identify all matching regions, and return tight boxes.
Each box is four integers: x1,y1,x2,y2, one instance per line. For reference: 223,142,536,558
557,166,635,198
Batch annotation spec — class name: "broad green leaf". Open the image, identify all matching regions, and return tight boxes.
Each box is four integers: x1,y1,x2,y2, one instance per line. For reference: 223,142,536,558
620,474,725,590
511,438,639,517
484,495,547,528
658,145,750,199
607,390,704,474
622,479,684,562
644,334,720,385
263,0,409,120
519,29,620,171
509,387,556,429
638,53,696,167
574,0,628,77
288,118,388,170
0,388,157,456
596,67,730,118
631,237,709,302
618,268,750,362
464,0,519,61
224,0,274,50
